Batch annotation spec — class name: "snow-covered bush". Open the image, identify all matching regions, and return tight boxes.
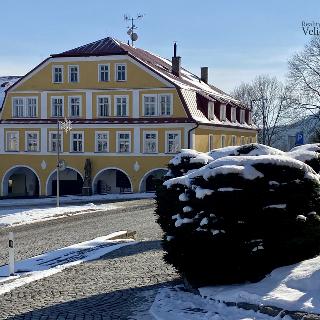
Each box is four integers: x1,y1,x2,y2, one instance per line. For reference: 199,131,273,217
156,154,320,287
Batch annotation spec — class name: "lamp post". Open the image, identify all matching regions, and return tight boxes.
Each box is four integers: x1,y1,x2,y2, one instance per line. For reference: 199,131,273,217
56,117,72,207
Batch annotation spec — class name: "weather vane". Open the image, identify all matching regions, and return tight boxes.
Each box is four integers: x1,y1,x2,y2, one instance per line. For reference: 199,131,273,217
124,14,144,46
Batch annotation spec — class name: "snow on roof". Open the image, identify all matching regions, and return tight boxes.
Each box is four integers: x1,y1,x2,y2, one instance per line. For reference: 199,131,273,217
0,76,21,109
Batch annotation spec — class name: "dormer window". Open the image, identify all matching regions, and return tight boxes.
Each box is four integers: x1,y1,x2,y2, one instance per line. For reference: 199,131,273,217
220,104,226,121
208,102,215,120
231,107,236,122
248,111,252,125
240,109,245,124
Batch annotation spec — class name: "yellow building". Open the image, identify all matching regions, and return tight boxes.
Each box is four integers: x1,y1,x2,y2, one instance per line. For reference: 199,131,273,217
0,37,257,197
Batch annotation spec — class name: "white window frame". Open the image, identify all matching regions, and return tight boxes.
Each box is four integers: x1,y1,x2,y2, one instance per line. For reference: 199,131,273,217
143,94,158,116
25,131,40,152
68,65,80,83
97,95,111,117
52,65,64,83
158,93,173,116
98,64,110,82
241,136,245,145
12,97,25,118
231,135,237,146
68,96,82,118
5,131,19,152
12,97,38,118
95,131,109,153
248,111,252,125
220,104,226,121
209,134,214,151
51,96,64,117
70,131,84,153
165,131,181,154
48,131,63,153
248,136,253,144
221,135,226,148
115,63,127,81
143,131,158,153
231,107,236,122
116,131,131,153
114,95,129,117
208,102,215,120
240,109,245,124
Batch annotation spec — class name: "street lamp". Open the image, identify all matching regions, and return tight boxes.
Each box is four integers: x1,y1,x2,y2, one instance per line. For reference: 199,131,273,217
56,117,72,207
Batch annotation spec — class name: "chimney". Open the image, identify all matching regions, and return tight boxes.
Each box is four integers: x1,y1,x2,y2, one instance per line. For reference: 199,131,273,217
201,67,209,83
172,42,181,77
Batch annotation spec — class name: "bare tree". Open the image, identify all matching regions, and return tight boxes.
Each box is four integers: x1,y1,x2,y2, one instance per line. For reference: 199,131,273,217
232,75,296,146
288,36,320,115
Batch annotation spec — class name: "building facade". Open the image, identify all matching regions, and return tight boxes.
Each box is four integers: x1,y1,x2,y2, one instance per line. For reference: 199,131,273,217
0,37,257,197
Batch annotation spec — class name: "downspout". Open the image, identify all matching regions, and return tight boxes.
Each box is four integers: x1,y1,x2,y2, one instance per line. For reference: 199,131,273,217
187,121,199,149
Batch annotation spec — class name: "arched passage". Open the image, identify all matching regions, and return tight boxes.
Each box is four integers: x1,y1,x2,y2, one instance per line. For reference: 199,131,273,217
139,168,168,192
46,167,83,196
92,168,132,194
2,166,40,197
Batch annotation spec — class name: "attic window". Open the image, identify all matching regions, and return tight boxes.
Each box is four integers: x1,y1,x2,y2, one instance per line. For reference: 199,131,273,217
220,104,226,121
240,109,245,124
208,102,215,120
231,107,236,122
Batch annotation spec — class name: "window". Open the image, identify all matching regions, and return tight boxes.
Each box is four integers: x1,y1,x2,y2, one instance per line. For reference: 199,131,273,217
143,95,157,116
68,65,79,83
240,109,245,124
52,65,63,83
248,111,252,125
231,107,236,122
97,96,110,117
51,97,64,117
159,94,172,116
208,102,215,120
241,136,245,145
116,64,126,81
71,132,84,152
249,137,253,144
209,134,214,151
115,96,128,116
98,64,110,82
49,132,63,152
220,104,226,121
68,96,81,118
6,131,19,151
166,131,181,153
12,98,24,117
143,131,158,153
25,132,39,152
26,98,37,117
221,135,226,148
231,135,237,146
95,132,109,152
12,97,38,118
117,132,131,153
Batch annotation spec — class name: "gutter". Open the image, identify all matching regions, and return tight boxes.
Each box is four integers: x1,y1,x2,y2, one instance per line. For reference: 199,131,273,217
187,121,200,149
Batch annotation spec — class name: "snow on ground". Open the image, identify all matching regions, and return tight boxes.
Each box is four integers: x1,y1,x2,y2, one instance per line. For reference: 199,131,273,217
0,193,155,227
0,232,135,295
0,202,120,227
199,254,320,314
0,192,155,208
150,286,292,320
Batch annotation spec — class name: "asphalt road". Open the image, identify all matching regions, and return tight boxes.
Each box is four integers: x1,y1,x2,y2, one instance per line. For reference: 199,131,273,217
0,199,180,319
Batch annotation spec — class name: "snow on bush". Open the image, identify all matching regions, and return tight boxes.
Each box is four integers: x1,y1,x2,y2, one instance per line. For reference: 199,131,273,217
156,153,320,287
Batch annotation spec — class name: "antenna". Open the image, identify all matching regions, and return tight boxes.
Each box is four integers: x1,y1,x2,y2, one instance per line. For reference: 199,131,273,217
124,14,144,46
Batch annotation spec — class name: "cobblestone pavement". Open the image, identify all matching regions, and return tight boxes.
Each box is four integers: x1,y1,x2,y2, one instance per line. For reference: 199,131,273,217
0,199,181,319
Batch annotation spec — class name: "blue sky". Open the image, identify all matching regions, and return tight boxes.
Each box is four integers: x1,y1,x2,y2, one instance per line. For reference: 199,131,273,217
0,0,318,92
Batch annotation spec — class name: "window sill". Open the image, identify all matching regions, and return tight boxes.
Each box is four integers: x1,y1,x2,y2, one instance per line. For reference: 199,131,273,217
94,151,110,153
69,151,84,153
116,80,127,82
